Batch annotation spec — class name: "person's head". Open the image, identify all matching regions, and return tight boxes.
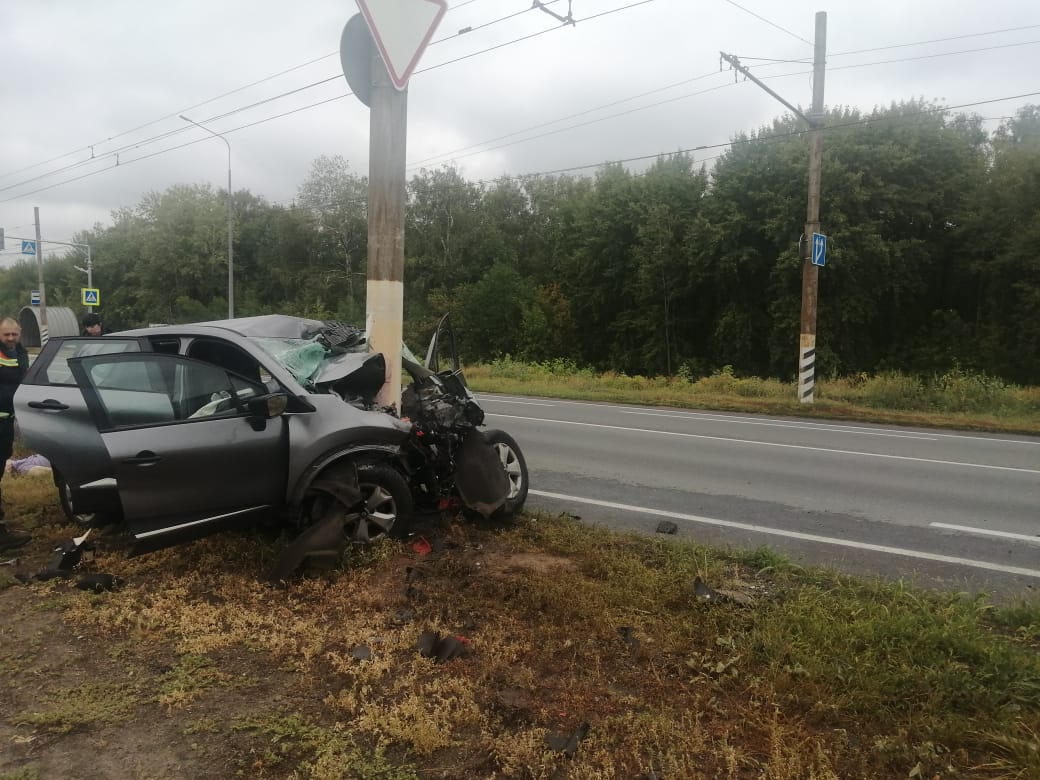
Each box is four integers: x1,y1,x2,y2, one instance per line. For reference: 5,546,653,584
82,313,102,336
0,317,20,351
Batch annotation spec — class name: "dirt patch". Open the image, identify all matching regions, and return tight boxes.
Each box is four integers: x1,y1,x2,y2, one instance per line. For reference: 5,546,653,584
479,551,579,576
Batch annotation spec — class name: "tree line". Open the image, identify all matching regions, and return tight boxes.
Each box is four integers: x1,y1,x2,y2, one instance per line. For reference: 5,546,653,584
3,99,1038,384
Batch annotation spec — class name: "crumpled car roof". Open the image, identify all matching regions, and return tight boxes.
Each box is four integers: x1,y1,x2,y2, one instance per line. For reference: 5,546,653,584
193,314,330,340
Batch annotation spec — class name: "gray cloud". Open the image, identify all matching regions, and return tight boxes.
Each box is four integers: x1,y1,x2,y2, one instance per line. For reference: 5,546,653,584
1,0,1037,249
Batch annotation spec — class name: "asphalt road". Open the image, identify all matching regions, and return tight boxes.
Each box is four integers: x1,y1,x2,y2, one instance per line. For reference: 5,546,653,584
477,394,1040,599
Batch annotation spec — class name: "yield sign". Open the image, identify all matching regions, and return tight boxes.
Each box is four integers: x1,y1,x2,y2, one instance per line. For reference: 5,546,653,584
356,0,447,90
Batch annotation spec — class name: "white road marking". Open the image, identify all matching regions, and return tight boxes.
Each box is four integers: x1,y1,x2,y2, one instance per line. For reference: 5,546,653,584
490,413,1040,475
477,394,1040,446
617,408,938,440
476,398,555,406
931,522,1040,545
530,489,1040,579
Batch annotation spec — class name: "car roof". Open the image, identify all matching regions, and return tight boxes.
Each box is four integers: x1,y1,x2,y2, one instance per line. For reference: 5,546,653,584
114,314,330,340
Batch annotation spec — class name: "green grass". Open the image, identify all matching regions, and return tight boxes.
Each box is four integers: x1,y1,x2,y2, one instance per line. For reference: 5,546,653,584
467,358,1040,434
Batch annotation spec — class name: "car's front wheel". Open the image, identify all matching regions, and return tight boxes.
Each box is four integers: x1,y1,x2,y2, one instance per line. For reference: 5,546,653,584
483,429,529,516
349,464,414,542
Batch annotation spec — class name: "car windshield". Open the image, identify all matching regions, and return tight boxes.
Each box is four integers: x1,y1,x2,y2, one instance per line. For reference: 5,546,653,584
249,336,422,386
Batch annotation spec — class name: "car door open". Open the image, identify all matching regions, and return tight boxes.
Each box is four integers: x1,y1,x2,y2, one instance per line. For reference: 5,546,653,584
68,352,290,553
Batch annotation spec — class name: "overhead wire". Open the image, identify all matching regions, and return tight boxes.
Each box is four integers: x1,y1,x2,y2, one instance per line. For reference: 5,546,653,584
720,0,812,46
410,37,1040,170
5,6,1032,190
0,1,648,201
0,0,558,184
0,0,655,203
3,4,1038,204
482,96,1036,182
830,23,1040,57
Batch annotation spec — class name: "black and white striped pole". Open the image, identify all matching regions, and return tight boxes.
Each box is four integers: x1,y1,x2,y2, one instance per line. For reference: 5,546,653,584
34,207,49,347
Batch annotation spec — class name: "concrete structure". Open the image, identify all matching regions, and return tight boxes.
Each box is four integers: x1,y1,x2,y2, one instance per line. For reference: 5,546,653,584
18,306,79,347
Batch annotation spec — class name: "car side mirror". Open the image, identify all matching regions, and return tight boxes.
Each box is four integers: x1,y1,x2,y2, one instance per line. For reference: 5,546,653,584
246,393,288,431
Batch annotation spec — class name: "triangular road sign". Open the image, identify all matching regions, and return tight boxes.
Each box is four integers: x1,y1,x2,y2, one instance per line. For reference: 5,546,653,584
356,0,447,90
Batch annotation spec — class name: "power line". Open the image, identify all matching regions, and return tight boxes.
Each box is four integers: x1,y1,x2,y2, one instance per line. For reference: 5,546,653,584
484,98,1035,182
0,0,658,202
411,38,1040,170
0,0,564,185
830,22,1040,57
408,68,726,167
3,9,1037,204
720,0,812,46
409,81,735,170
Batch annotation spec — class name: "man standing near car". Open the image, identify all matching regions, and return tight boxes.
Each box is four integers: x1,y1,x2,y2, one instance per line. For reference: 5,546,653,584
81,313,104,336
0,317,30,551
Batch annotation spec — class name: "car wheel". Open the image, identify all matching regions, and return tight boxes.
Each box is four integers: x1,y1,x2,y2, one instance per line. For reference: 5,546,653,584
53,470,96,527
349,464,414,542
483,429,529,516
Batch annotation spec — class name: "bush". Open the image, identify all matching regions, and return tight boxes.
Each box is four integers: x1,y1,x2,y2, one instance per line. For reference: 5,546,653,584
932,367,1010,413
857,372,931,410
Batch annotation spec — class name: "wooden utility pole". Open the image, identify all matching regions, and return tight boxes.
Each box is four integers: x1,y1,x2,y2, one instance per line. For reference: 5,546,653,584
34,207,48,345
366,49,407,411
722,11,828,403
798,11,827,403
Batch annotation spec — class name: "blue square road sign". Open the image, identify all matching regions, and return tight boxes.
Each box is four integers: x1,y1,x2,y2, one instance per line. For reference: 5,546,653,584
811,232,827,267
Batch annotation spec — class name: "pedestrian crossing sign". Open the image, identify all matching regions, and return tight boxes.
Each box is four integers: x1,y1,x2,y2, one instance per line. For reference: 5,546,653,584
82,288,100,306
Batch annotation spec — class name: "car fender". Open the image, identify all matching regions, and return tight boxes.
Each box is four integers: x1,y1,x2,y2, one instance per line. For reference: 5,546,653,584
287,441,404,511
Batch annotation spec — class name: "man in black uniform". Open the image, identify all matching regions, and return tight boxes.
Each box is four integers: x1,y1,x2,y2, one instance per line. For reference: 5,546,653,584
0,317,30,551
81,312,103,336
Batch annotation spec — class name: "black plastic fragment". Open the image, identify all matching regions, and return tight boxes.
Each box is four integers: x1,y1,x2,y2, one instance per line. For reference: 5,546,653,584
617,626,640,651
546,721,591,758
74,573,122,592
655,521,678,535
692,576,722,601
417,630,468,663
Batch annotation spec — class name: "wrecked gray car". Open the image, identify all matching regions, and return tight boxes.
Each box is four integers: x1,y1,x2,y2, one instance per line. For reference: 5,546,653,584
14,314,528,572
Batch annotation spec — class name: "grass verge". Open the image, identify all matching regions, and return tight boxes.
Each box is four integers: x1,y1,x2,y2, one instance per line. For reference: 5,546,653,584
468,359,1040,435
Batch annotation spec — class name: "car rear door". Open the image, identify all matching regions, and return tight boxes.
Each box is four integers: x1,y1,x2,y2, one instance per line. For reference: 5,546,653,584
68,351,289,553
15,337,151,518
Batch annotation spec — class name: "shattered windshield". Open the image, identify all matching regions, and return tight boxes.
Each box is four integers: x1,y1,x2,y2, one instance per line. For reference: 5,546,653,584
250,336,422,388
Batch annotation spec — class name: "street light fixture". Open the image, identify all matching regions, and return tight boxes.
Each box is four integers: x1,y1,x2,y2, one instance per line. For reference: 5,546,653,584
180,114,234,318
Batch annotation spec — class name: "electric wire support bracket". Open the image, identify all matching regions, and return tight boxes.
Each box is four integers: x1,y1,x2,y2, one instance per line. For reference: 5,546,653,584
533,0,575,26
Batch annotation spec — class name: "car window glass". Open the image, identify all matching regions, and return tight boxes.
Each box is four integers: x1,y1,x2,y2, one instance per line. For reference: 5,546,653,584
41,339,142,386
82,355,265,429
86,358,175,427
186,338,267,382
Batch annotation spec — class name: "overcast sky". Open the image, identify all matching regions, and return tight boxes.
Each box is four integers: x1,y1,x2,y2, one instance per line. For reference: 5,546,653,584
1,0,1037,265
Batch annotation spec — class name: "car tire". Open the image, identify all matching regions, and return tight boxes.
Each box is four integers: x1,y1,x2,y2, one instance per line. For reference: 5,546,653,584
483,429,529,516
53,470,96,527
352,463,414,542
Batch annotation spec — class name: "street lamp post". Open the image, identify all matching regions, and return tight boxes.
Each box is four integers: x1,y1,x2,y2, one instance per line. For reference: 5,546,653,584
71,243,93,312
180,115,234,318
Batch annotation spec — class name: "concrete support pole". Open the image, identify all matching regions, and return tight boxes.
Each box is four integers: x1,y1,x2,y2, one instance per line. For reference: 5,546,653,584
798,11,827,403
366,50,407,411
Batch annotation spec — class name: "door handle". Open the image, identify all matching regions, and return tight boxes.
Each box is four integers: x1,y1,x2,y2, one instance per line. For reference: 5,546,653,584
28,399,69,411
123,451,162,466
